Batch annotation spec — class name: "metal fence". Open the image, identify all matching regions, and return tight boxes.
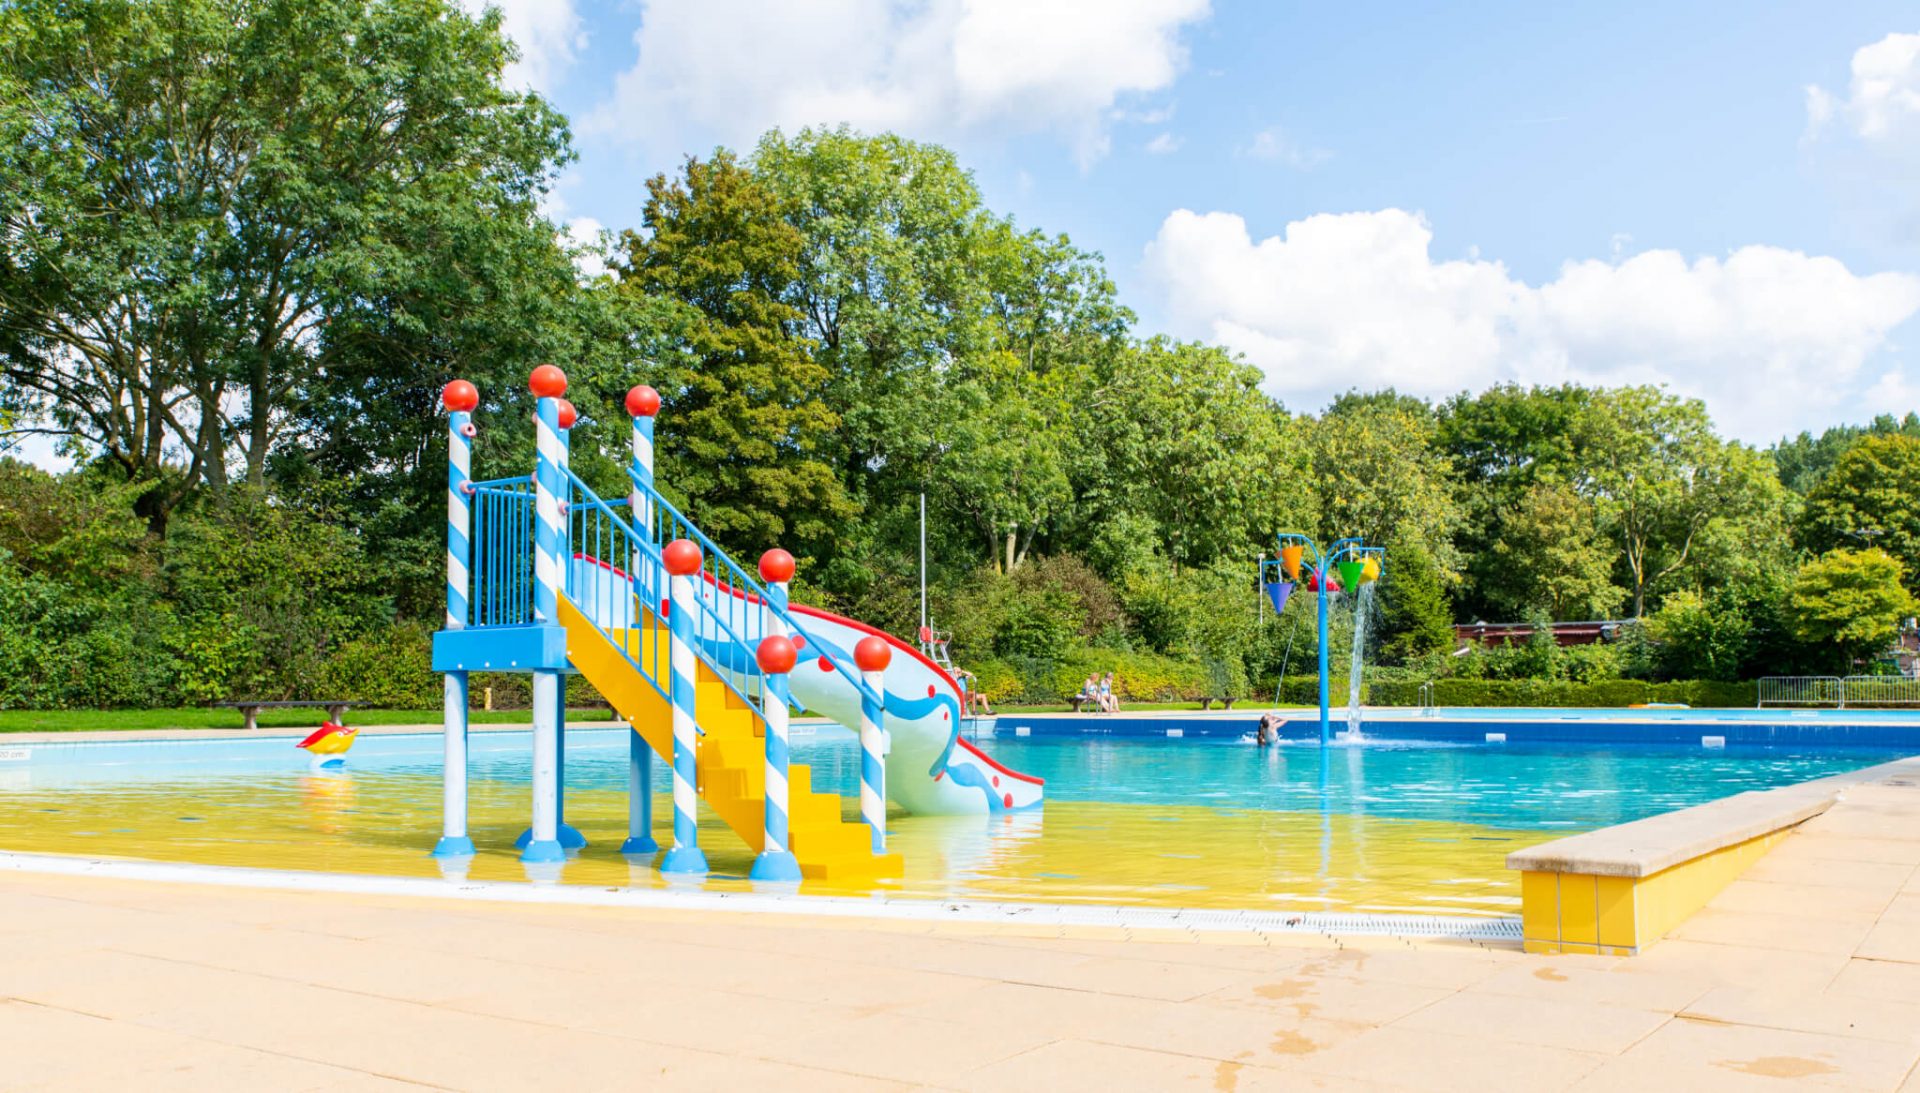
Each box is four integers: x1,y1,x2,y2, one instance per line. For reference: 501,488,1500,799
1757,675,1920,708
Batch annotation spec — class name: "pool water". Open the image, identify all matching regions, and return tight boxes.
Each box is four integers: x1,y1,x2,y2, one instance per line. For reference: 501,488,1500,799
0,728,1903,917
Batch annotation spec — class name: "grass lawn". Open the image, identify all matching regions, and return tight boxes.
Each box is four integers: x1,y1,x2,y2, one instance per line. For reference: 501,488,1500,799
0,707,615,734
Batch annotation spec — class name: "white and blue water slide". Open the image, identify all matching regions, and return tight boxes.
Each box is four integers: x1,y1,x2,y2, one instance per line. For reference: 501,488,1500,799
568,557,1043,815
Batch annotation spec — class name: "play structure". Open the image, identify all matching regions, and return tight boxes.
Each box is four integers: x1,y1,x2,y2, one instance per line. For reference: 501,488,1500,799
1259,534,1384,744
429,368,1042,880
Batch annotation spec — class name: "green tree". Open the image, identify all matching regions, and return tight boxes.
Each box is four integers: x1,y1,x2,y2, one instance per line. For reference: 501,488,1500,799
1773,413,1920,495
1798,435,1920,592
1577,388,1778,617
1786,549,1917,672
1644,590,1749,682
1090,340,1309,570
1484,482,1623,620
617,152,852,557
1310,399,1458,573
1375,539,1454,662
929,360,1073,571
0,0,572,528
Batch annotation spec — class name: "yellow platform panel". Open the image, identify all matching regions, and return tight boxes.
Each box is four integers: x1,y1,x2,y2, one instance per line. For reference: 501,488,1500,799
558,594,902,881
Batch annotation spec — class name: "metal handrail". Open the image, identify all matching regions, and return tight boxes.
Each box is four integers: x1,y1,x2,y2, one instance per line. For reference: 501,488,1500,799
469,477,535,628
627,469,883,711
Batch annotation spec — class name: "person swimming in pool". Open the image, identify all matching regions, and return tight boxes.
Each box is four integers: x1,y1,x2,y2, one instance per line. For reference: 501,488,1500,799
1255,712,1284,747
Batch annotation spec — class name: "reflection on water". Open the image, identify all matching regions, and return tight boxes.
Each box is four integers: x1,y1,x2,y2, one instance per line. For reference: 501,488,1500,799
0,726,1895,917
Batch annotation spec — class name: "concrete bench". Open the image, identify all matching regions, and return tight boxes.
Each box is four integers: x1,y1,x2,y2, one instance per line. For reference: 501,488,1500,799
216,700,356,731
1198,697,1238,711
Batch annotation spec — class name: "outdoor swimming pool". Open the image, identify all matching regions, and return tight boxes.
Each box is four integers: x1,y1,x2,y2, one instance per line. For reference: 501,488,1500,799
0,718,1908,919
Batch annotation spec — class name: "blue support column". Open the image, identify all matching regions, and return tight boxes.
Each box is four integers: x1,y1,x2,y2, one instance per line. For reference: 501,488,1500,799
750,633,801,882
621,385,663,857
1317,571,1331,747
660,557,708,876
620,726,658,855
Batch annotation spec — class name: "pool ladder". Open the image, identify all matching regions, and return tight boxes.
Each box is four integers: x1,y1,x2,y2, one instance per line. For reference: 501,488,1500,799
1418,681,1436,718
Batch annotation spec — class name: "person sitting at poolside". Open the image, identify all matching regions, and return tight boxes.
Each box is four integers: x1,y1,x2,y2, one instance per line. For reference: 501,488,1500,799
1099,671,1120,713
953,667,994,715
1079,675,1100,711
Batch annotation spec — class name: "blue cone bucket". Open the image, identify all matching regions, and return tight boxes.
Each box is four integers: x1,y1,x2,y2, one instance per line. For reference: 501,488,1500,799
1264,580,1295,614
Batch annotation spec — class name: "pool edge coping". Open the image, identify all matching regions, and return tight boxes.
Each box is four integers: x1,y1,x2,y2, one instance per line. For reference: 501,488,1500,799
1505,753,1920,877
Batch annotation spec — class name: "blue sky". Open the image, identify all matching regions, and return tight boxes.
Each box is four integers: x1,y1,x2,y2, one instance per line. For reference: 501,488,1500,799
502,3,1920,442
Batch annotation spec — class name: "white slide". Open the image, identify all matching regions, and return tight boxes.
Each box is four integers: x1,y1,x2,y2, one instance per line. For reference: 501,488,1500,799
572,556,1043,815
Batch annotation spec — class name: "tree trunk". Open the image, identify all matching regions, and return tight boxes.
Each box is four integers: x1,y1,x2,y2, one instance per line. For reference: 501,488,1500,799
1005,528,1018,573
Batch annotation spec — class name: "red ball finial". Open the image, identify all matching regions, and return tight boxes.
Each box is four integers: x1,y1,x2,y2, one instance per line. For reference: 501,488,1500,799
662,538,702,577
854,635,892,672
759,548,795,583
625,385,661,418
442,379,479,413
528,364,567,399
556,398,577,430
756,635,797,675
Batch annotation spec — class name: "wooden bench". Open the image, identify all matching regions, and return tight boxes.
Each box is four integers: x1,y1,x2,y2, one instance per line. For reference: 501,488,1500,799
216,700,357,731
1197,697,1239,711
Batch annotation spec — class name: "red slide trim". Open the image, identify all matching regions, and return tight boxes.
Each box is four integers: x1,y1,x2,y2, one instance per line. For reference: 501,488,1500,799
956,736,1045,785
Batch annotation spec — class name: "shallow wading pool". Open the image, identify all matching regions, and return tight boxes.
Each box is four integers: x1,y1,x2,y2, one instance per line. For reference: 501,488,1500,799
0,718,1907,917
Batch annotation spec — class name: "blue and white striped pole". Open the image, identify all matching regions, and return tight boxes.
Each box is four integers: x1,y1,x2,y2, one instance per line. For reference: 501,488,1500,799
552,397,586,852
523,365,568,864
750,633,801,881
434,380,478,858
853,636,891,853
660,538,708,875
620,385,662,856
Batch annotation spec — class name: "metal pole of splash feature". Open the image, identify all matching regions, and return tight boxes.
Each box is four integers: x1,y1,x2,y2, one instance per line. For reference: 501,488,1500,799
522,365,568,864
660,538,709,876
854,636,891,853
552,396,584,851
621,384,664,856
434,380,479,857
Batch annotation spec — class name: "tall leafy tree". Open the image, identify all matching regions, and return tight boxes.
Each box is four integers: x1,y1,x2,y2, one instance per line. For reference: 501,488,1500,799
1787,549,1917,672
1484,482,1623,620
1310,398,1458,573
617,152,852,558
1773,413,1920,495
1798,435,1920,592
0,0,572,528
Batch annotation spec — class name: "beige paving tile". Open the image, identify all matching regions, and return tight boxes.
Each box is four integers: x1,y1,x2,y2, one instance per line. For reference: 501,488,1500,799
951,1039,1267,1093
1742,854,1915,892
1708,878,1898,918
1668,907,1877,956
1829,957,1920,1004
1633,939,1849,994
1394,989,1669,1054
1785,835,1920,865
1202,972,1453,1025
1466,956,1713,1012
1287,1024,1607,1091
1592,1016,1918,1090
1682,984,1920,1046
756,1011,1055,1085
1857,918,1920,964
1285,946,1518,991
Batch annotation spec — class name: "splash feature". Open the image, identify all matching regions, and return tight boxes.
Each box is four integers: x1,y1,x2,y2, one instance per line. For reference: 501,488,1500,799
429,367,1041,884
1260,535,1385,746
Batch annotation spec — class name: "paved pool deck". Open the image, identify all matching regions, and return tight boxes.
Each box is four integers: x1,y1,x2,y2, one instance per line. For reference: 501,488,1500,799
3,765,1919,1089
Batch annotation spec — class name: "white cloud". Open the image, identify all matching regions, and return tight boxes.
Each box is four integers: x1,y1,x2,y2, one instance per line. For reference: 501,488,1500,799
592,0,1210,165
1142,207,1920,441
562,217,610,280
459,0,585,95
1806,32,1920,142
1239,126,1331,169
1144,132,1183,155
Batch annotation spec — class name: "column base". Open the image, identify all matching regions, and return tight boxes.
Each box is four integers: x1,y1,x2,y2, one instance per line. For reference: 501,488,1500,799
660,845,709,875
520,838,566,864
619,835,660,855
749,849,802,882
430,835,476,858
517,825,587,850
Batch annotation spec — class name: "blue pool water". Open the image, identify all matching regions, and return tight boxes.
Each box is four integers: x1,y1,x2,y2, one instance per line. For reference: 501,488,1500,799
7,724,1906,832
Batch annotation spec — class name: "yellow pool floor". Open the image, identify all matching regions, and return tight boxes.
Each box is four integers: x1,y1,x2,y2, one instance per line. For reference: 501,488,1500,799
0,769,1534,915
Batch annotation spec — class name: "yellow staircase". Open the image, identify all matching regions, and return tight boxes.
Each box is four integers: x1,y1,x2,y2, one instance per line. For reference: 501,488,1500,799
558,595,902,880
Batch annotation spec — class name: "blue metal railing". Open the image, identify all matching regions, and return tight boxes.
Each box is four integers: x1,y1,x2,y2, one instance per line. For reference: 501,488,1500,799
625,469,884,713
469,476,534,628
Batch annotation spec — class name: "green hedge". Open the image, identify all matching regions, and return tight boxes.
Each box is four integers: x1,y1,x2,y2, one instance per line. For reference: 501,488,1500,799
1367,678,1758,709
